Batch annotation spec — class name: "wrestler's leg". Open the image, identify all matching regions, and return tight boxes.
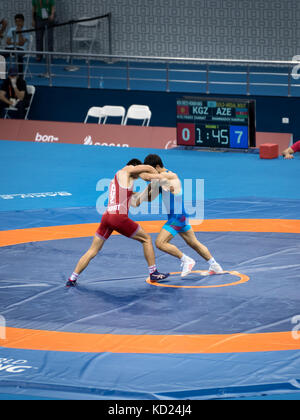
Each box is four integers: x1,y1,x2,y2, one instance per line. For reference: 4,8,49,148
179,229,211,261
180,229,223,274
131,226,156,266
74,234,105,274
155,227,195,277
131,226,169,280
66,235,105,286
155,228,182,259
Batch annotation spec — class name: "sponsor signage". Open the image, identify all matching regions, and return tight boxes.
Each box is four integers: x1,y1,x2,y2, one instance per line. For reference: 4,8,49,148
0,120,177,150
0,191,72,200
0,357,38,374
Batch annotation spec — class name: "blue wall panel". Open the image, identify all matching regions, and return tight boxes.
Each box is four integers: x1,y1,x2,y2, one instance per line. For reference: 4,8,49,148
28,86,300,140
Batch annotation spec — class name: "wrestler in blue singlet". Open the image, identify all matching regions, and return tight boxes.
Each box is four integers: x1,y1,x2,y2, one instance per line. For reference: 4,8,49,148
161,176,192,237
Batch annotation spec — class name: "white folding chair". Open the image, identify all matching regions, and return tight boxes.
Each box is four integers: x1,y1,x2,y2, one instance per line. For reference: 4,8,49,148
100,105,126,125
124,105,152,126
4,83,35,119
84,106,104,123
0,55,6,79
72,17,100,56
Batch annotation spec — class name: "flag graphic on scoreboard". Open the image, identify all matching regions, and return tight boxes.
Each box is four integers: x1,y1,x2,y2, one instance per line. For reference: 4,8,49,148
177,105,190,115
236,108,248,119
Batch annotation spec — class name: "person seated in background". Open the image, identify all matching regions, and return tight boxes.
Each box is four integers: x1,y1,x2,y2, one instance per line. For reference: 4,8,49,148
0,67,29,119
282,140,300,159
4,14,30,75
0,18,8,40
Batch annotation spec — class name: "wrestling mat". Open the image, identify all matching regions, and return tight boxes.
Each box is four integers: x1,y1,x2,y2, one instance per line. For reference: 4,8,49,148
0,140,299,400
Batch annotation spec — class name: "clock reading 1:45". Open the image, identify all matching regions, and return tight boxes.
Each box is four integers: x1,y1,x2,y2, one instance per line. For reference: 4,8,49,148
195,125,230,147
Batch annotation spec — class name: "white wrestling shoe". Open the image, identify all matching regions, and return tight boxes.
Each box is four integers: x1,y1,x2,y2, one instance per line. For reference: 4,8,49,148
181,257,196,277
201,262,223,276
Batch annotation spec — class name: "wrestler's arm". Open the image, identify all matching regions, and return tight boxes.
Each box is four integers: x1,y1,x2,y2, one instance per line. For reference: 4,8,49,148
126,164,157,176
138,171,176,182
131,171,177,206
131,182,160,207
137,171,178,203
282,147,294,159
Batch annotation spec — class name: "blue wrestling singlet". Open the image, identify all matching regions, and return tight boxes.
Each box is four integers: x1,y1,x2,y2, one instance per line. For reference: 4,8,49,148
161,178,192,237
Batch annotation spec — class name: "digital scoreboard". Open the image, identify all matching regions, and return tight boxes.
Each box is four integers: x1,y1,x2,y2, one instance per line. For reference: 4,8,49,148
176,97,256,149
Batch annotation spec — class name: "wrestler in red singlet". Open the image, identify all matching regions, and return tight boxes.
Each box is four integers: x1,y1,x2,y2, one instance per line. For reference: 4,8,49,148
96,172,140,241
291,140,300,153
66,159,169,287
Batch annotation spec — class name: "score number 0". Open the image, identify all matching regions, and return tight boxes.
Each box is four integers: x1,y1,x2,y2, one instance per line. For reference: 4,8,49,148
179,126,229,145
181,127,192,142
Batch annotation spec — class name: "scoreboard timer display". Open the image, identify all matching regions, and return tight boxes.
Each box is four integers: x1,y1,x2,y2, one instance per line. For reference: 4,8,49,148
176,97,256,149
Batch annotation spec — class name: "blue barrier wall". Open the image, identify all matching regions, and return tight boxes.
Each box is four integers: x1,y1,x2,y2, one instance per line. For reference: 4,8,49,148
29,86,300,139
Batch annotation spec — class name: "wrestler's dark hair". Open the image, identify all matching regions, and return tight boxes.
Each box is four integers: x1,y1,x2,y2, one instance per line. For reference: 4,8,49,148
144,154,164,168
127,158,142,166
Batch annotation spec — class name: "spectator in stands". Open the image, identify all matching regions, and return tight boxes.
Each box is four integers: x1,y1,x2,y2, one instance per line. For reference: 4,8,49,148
282,141,300,159
4,14,30,75
32,0,56,62
0,67,29,119
0,18,8,40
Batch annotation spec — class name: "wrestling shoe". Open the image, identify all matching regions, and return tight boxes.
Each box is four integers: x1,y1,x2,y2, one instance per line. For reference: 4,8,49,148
150,270,170,282
202,262,223,276
66,278,77,287
181,257,196,277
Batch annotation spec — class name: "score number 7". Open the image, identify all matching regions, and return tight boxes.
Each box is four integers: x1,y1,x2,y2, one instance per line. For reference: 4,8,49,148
230,125,248,148
235,130,244,144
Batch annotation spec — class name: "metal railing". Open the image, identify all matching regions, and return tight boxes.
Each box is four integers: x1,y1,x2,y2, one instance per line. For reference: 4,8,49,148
17,13,112,55
0,13,112,78
1,48,300,97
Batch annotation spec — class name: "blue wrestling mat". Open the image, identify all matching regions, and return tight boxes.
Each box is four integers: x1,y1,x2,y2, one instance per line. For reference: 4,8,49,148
0,140,300,400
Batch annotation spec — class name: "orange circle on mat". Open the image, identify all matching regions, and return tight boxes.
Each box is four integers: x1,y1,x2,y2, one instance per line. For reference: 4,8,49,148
146,270,250,288
1,219,300,354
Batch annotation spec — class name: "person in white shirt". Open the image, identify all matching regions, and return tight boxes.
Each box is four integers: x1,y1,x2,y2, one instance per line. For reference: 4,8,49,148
4,14,30,75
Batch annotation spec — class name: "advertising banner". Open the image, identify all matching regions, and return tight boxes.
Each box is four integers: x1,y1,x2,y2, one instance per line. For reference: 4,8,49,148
0,120,177,149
